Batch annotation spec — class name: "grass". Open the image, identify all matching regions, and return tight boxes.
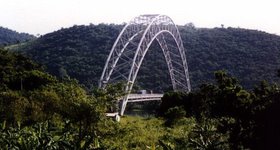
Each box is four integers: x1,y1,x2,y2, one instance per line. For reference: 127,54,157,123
100,115,196,149
121,116,165,144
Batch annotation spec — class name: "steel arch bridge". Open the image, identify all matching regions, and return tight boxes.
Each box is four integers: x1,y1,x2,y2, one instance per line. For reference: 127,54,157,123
99,14,191,115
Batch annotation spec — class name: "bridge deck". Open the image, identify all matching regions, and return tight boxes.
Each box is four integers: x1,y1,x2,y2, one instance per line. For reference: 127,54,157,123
127,94,163,102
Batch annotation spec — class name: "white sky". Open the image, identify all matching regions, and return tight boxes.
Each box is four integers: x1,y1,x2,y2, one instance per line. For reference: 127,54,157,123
0,0,280,35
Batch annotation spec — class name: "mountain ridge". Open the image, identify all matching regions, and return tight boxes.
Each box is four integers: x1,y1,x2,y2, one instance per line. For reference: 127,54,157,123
0,26,35,46
15,24,280,90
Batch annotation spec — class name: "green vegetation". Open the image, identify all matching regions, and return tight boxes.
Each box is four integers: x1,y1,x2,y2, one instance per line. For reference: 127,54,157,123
159,70,280,149
0,48,120,149
0,26,35,47
14,24,280,90
2,24,280,149
17,24,122,90
0,48,217,149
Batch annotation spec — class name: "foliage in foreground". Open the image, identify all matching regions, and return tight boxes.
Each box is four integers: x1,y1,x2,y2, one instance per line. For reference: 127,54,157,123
0,116,231,150
159,70,280,149
0,48,121,149
0,121,101,150
2,48,280,149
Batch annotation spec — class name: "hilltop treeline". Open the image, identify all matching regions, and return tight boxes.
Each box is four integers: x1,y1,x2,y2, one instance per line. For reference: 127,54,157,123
15,24,280,90
0,26,35,46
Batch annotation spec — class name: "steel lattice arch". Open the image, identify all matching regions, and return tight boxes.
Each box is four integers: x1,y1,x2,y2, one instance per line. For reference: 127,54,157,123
99,14,191,115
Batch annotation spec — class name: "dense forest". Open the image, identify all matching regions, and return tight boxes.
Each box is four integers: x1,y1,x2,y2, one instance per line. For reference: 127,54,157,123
13,24,280,91
1,48,280,149
0,48,123,149
0,26,35,46
158,70,280,149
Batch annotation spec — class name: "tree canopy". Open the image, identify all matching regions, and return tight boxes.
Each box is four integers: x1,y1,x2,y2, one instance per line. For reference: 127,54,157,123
0,26,35,47
159,70,280,149
14,24,280,91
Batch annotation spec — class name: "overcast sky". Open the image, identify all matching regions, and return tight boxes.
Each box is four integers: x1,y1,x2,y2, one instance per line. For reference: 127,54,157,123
0,0,279,35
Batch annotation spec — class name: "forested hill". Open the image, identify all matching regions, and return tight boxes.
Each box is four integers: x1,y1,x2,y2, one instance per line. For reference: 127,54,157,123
17,24,280,90
0,26,35,46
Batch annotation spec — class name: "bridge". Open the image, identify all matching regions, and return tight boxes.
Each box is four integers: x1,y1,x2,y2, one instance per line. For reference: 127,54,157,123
127,93,163,102
99,14,191,115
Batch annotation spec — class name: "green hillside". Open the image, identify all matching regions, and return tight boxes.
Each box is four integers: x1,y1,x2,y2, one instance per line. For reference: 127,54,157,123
17,24,280,90
0,26,35,46
2,43,280,149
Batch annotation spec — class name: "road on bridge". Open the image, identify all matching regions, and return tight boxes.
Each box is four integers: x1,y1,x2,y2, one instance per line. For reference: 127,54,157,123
127,94,163,102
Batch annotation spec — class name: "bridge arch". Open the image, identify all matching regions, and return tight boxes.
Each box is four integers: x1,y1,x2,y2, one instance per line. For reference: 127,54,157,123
99,14,191,115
